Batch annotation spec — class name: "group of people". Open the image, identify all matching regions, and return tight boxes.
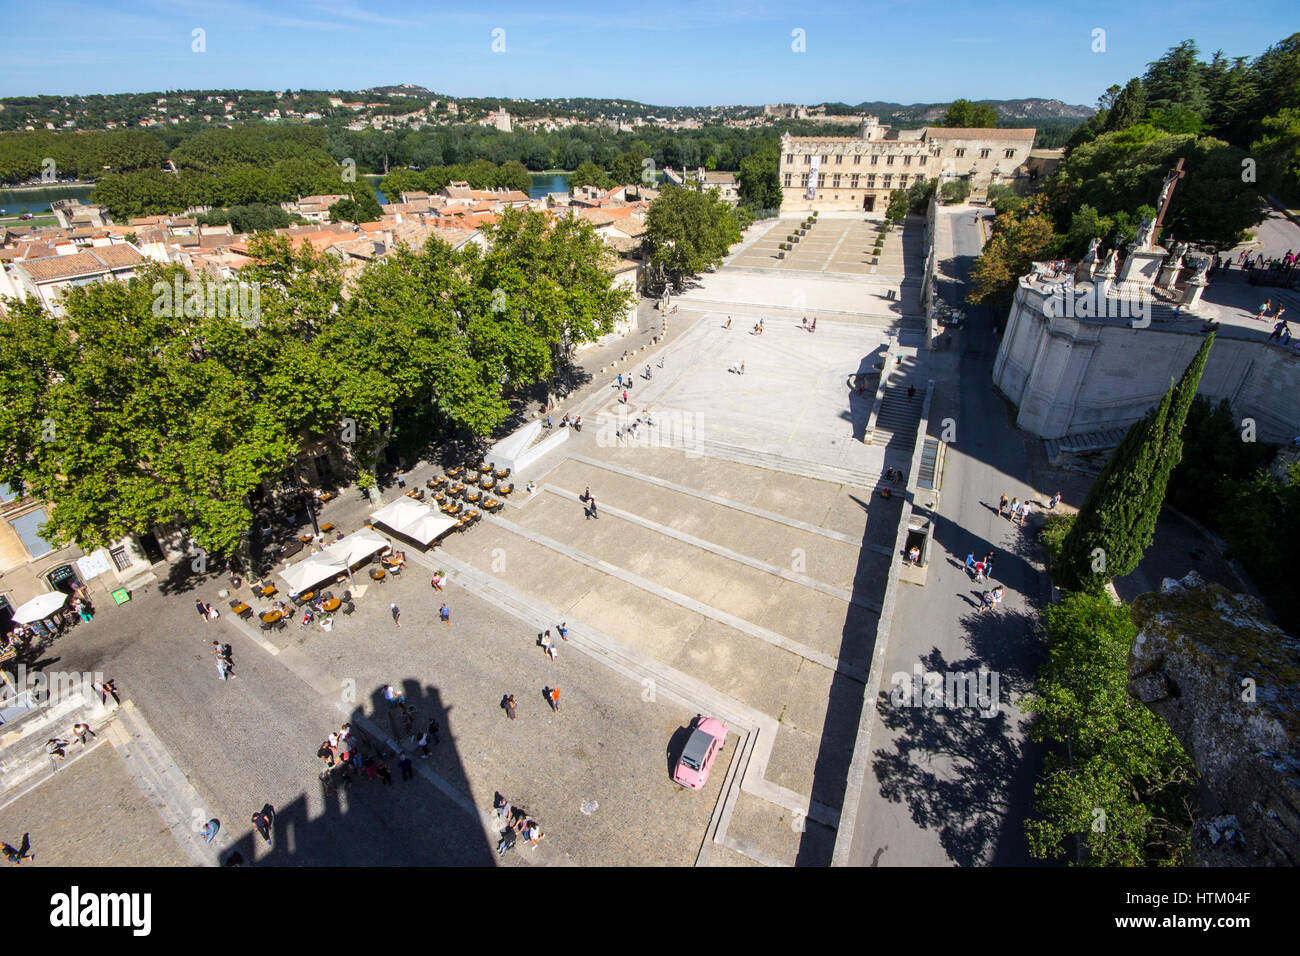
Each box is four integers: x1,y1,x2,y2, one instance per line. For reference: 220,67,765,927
213,640,235,680
547,412,583,432
997,493,1040,525
45,721,97,768
800,316,818,332
493,792,545,855
316,720,401,787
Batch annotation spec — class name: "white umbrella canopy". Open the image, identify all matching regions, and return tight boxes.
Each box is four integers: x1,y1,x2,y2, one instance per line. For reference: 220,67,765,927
369,498,457,545
277,528,391,594
13,591,69,624
278,550,348,594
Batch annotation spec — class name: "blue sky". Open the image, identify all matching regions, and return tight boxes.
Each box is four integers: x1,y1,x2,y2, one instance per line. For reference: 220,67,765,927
1,0,1295,107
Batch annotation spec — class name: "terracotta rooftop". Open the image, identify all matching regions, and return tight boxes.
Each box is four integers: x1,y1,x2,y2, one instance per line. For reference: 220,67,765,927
924,127,1036,140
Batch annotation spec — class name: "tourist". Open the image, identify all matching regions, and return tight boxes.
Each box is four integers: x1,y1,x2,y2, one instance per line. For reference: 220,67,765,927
72,721,96,747
377,761,393,786
726,316,732,329
415,730,432,759
195,599,211,622
430,571,444,591
1009,497,1019,519
1269,320,1287,342
540,632,557,661
251,808,273,845
383,684,404,707
398,754,414,782
506,694,517,720
439,603,450,627
905,545,920,566
46,737,69,763
973,561,987,583
524,820,545,847
1048,491,1062,510
547,686,561,712
978,591,994,613
965,553,976,572
810,317,816,332
201,819,221,844
390,603,401,628
998,493,1008,517
557,622,568,641
2,834,34,865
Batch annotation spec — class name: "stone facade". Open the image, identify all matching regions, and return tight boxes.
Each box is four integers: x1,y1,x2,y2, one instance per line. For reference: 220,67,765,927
992,278,1300,443
778,119,1035,213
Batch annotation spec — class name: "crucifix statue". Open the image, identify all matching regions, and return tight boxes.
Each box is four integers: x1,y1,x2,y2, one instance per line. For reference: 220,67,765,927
1153,157,1186,238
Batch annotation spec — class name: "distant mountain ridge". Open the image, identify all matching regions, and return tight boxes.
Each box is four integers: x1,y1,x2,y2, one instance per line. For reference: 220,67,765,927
817,98,1095,123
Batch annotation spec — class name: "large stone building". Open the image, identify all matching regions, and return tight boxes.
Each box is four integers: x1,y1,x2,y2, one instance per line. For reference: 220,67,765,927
779,118,1036,212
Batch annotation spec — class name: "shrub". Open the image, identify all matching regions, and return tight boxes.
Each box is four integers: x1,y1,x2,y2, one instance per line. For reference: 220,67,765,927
1040,512,1075,569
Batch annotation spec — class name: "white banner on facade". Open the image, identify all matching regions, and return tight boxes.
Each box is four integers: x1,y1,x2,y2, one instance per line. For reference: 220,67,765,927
76,549,112,581
807,156,820,200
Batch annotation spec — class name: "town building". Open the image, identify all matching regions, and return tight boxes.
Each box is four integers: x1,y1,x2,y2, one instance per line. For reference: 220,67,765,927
778,117,1036,212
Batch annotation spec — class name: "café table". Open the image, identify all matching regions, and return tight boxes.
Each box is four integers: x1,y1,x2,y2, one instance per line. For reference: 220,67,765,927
260,610,284,625
260,585,278,598
370,568,386,582
322,598,341,613
320,522,335,533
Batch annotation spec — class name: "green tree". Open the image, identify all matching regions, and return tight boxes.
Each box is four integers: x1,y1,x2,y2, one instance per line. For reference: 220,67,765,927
885,188,909,222
967,195,1061,310
1023,591,1195,865
569,160,612,191
643,185,741,292
906,176,937,213
1103,78,1147,133
1142,39,1209,119
737,140,781,211
1056,335,1215,592
939,178,970,203
941,98,999,128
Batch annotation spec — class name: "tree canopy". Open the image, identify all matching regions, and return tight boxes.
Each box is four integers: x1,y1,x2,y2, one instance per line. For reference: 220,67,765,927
0,208,631,556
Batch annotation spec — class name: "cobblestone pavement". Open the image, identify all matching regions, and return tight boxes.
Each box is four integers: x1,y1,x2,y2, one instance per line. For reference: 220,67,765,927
0,742,190,868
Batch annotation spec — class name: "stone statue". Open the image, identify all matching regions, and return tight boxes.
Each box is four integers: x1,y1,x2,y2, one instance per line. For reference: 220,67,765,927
1135,217,1156,251
1189,256,1210,282
1083,237,1100,262
1098,247,1118,277
1167,240,1187,262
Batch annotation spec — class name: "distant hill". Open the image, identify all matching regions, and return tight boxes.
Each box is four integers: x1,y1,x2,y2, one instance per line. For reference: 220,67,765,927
818,98,1095,124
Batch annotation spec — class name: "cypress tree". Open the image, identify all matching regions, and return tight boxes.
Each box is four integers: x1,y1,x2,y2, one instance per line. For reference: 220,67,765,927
1056,334,1215,591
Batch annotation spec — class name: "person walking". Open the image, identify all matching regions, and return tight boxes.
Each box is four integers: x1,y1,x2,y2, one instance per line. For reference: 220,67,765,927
973,561,986,583
978,590,994,613
506,694,518,720
217,656,232,681
195,599,210,622
622,389,628,405
46,737,69,768
390,603,401,628
540,632,557,661
984,552,996,577
965,553,977,573
1008,497,1019,520
557,622,568,641
415,730,432,759
439,603,450,627
71,721,96,748
398,753,414,782
1048,491,1062,510
546,686,561,712
2,833,34,865
725,316,732,329
251,807,274,845
588,497,599,520
376,760,393,786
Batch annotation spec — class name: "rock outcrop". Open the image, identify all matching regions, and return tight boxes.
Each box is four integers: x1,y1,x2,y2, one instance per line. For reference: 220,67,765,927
1129,571,1300,866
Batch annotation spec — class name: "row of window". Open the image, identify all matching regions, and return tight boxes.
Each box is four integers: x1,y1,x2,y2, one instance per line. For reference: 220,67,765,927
784,173,914,189
786,147,1015,165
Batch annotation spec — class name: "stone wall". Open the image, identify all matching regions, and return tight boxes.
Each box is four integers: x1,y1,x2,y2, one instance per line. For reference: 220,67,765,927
1129,572,1300,865
992,281,1300,442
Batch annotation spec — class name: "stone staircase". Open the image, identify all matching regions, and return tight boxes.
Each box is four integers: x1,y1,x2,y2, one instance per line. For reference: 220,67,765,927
0,687,112,799
1044,426,1130,463
871,360,924,451
656,433,880,489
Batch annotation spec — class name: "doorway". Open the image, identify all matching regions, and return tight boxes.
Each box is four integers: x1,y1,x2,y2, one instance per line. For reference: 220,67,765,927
863,195,875,213
46,564,83,595
139,532,165,565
